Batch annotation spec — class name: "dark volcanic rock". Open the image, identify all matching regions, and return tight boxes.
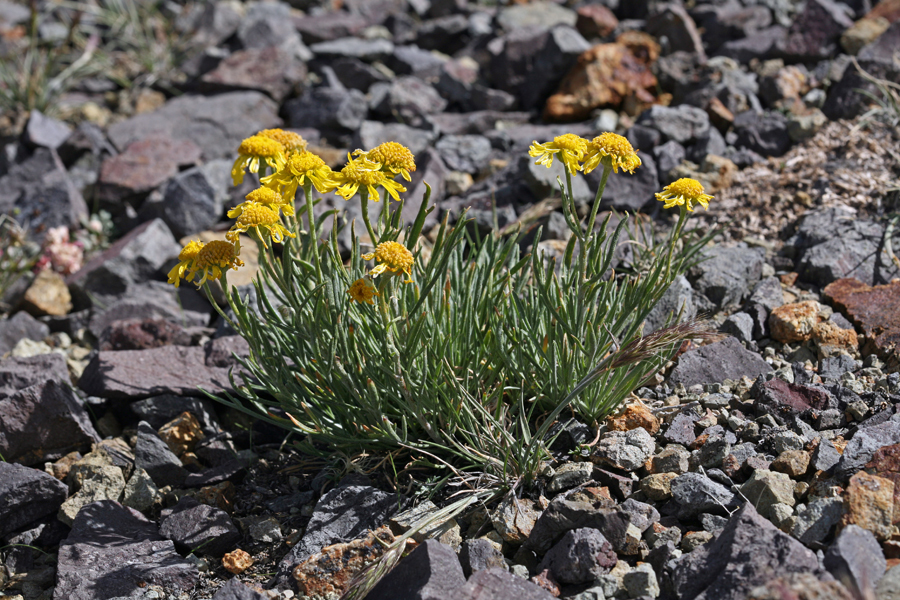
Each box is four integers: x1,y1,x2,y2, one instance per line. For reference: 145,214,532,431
459,539,508,578
752,378,834,425
670,472,739,519
688,245,765,310
537,527,618,585
25,109,72,150
670,503,821,600
211,578,269,600
668,337,773,387
460,567,557,600
823,524,886,600
835,414,900,480
130,395,222,435
200,46,306,102
0,462,69,538
524,498,630,556
54,500,198,600
365,539,466,600
273,479,398,590
732,110,791,158
284,86,368,133
0,353,70,399
159,496,241,556
780,0,854,61
134,421,189,488
78,346,234,400
0,310,49,356
106,92,281,160
0,379,100,467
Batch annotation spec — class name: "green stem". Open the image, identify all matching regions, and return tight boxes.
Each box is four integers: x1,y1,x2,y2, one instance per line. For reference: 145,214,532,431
304,183,322,283
586,164,612,241
665,206,689,281
359,188,379,248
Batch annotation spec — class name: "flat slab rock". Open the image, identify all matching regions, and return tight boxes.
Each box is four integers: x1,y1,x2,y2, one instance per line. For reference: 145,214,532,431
78,345,237,399
54,500,198,600
824,277,900,368
0,462,69,538
668,336,773,387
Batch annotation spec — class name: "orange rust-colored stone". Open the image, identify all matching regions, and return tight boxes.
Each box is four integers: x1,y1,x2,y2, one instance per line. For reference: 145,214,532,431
824,277,900,367
606,404,661,435
812,320,859,356
531,569,561,597
866,444,900,524
842,471,895,540
188,481,236,514
222,549,253,574
158,411,205,456
544,33,659,122
293,526,395,598
769,300,821,343
868,0,900,23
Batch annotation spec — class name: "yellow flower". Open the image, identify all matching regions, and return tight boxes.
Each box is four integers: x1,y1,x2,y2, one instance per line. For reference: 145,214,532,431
229,202,296,249
583,132,642,174
257,128,307,155
355,142,417,181
167,240,204,288
334,156,406,202
193,240,244,287
347,278,379,305
655,178,713,212
231,135,286,186
229,187,294,219
262,151,336,201
528,133,588,175
362,240,414,282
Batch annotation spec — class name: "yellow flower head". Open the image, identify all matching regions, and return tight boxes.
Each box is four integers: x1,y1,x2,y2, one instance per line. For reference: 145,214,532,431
362,240,414,282
347,278,379,305
167,239,204,288
355,142,417,181
193,240,244,287
231,135,286,186
583,132,642,174
334,155,406,202
229,187,294,219
529,133,588,175
257,128,307,155
655,178,713,212
262,150,336,200
229,202,296,249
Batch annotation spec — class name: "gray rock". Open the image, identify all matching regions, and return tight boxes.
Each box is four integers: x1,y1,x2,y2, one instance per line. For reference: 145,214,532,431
0,311,49,357
134,421,189,488
106,92,281,161
365,539,466,600
732,110,791,157
331,57,390,92
877,564,900,600
54,500,198,600
747,276,784,312
654,140,686,183
199,46,306,103
819,354,857,382
497,2,577,31
310,37,393,60
624,563,660,599
459,539,507,578
689,245,765,310
618,498,660,533
272,479,398,590
0,379,99,467
460,567,557,600
548,461,595,492
159,496,241,556
235,0,310,60
211,578,269,600
292,12,368,45
0,353,69,399
370,76,447,128
720,313,754,344
791,497,843,545
739,469,795,522
645,275,695,334
356,121,437,157
779,0,853,61
637,105,711,144
389,44,447,77
786,206,899,286
687,127,727,163
824,524,885,599
524,154,593,206
718,25,786,64
668,336,773,387
670,503,821,600
835,414,900,480
0,462,68,538
153,166,222,239
670,472,739,519
86,282,211,340
592,152,660,212
0,147,87,242
435,135,492,174
810,438,842,473
78,345,235,400
489,25,589,111
538,528,618,585
67,218,180,309
25,109,73,150
121,467,159,513
525,498,631,555
592,427,656,471
285,86,368,133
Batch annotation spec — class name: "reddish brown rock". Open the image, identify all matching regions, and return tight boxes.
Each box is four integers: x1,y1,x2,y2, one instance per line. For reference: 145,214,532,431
866,444,900,525
842,471,894,540
544,33,659,122
868,0,900,23
293,526,395,598
575,5,618,38
98,318,193,351
97,135,201,202
201,47,307,102
530,568,561,598
824,278,900,367
606,404,661,435
771,450,811,477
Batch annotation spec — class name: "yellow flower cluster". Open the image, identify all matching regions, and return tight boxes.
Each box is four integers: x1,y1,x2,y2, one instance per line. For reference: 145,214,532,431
529,132,641,176
167,239,244,288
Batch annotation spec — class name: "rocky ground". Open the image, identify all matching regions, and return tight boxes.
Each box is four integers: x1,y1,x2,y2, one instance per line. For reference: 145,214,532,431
1,0,900,599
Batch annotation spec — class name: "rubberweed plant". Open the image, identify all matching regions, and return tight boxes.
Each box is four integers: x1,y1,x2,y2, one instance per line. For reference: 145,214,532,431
170,129,717,488
0,215,39,310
